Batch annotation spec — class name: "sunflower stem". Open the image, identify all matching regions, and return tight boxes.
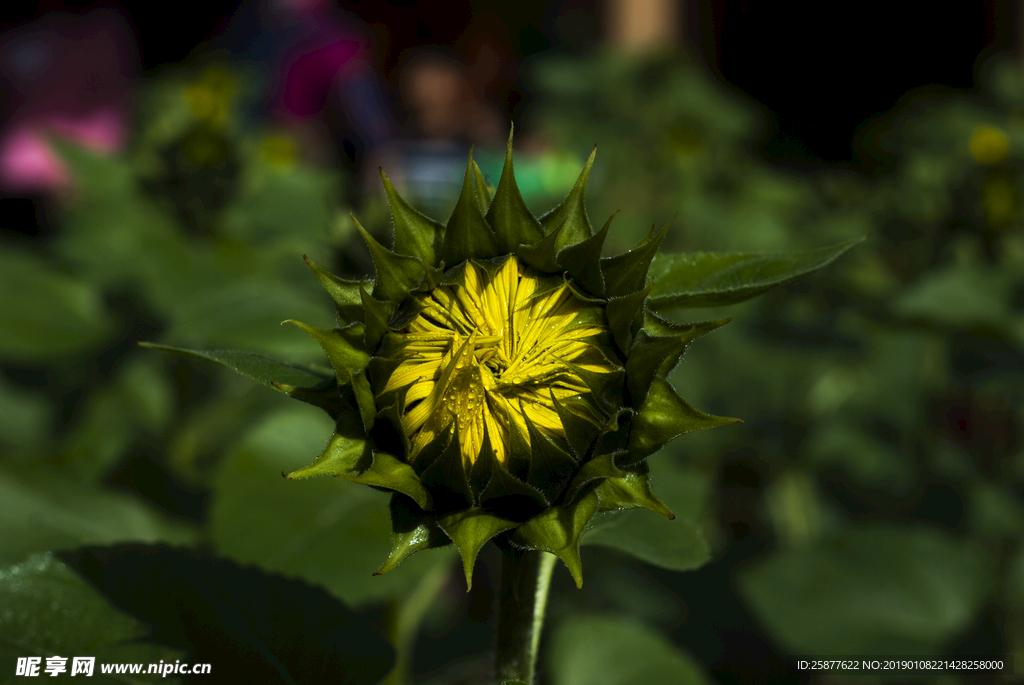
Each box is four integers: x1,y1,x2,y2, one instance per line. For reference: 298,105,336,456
494,549,557,685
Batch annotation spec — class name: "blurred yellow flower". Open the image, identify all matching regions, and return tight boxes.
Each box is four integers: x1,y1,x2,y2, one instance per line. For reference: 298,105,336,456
184,67,237,128
969,125,1010,165
259,133,298,170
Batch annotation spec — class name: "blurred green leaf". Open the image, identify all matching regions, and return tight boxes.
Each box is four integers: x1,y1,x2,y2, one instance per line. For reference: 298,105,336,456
891,239,1012,328
807,420,913,492
51,142,193,296
583,511,708,573
969,480,1024,538
1005,546,1024,613
0,553,184,682
166,386,272,485
582,458,712,572
737,526,990,655
61,544,395,685
208,406,456,606
55,356,176,479
221,166,339,244
160,279,331,360
0,249,114,361
549,614,711,685
0,377,50,451
647,238,863,310
0,469,196,567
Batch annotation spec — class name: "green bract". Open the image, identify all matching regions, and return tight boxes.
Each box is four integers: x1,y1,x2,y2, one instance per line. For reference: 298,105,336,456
147,131,859,588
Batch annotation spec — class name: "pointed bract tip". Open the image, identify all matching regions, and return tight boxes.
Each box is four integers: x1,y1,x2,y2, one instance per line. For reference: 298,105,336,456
568,565,584,589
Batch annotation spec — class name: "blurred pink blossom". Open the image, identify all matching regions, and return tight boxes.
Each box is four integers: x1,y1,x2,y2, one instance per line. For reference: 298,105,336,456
0,9,136,195
0,108,125,192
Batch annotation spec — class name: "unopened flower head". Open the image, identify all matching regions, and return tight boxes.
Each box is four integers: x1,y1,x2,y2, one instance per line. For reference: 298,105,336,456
284,131,739,588
379,256,614,470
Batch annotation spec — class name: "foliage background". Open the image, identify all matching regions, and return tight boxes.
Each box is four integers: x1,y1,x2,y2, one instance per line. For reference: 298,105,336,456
2,46,1024,684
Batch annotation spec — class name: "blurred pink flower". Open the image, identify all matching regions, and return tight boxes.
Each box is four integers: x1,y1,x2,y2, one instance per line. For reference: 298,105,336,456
0,108,126,192
0,9,135,195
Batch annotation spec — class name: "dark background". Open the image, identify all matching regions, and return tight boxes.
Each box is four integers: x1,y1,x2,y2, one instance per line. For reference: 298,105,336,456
1,0,1017,170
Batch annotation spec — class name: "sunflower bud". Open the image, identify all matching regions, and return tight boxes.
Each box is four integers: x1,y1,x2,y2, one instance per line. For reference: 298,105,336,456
284,131,739,588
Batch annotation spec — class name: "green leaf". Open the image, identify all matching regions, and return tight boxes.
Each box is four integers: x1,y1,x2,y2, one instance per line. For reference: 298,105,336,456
348,370,378,433
592,409,632,460
601,222,668,299
647,237,863,310
54,356,176,480
375,497,450,575
442,150,500,265
280,323,375,428
551,395,601,462
471,159,493,214
303,256,367,325
557,211,614,297
515,219,566,273
559,355,625,416
563,451,626,503
286,431,431,511
359,284,396,353
513,490,600,588
524,415,580,502
538,146,596,250
486,129,544,252
628,378,740,461
351,215,426,302
380,169,444,265
159,277,330,361
549,615,712,685
418,426,474,511
473,435,549,510
375,523,440,576
0,249,115,361
284,321,370,378
0,376,49,451
222,164,340,243
890,242,1012,328
438,508,518,589
60,545,396,685
592,470,674,517
0,553,185,683
209,406,456,606
140,342,332,391
737,526,990,655
0,469,196,568
605,284,651,353
625,316,730,405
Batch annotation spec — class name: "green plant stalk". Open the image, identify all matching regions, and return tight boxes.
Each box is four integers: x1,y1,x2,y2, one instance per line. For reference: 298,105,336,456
494,550,558,685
